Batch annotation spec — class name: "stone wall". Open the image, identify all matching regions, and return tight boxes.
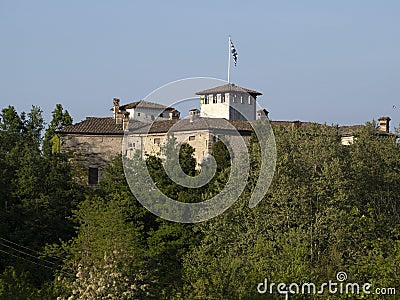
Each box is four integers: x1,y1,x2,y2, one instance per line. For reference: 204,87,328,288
125,129,252,168
124,130,213,167
60,134,123,185
61,129,252,184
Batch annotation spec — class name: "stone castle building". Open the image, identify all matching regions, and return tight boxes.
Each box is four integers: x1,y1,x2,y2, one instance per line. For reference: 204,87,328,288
59,83,392,186
59,83,262,185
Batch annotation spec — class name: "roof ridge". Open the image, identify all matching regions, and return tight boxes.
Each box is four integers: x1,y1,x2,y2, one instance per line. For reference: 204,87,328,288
120,100,171,110
195,83,262,96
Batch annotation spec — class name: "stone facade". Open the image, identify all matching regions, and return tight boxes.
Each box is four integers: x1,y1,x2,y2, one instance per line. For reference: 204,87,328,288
59,84,391,186
59,117,124,185
123,117,253,167
59,114,254,185
125,130,212,164
61,133,123,185
197,83,261,120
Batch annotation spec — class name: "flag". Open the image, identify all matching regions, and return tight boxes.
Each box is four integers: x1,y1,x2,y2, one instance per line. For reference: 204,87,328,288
230,38,238,66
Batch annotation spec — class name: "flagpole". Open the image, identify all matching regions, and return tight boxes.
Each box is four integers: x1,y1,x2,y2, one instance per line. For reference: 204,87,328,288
227,35,231,83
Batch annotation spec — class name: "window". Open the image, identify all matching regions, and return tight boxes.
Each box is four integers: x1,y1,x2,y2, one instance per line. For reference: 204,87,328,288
189,136,195,141
151,115,155,121
137,112,141,116
248,96,251,104
232,95,236,103
154,138,161,144
240,96,243,103
128,142,135,148
88,167,99,185
213,94,217,103
206,95,212,104
221,94,225,103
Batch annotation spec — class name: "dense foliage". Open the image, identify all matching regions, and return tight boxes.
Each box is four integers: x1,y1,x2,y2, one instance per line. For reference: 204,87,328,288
0,105,83,299
0,105,399,299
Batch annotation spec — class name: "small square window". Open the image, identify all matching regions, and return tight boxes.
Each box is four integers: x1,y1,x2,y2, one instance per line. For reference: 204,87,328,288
154,138,161,144
137,112,141,116
189,136,195,141
88,167,99,185
128,142,135,148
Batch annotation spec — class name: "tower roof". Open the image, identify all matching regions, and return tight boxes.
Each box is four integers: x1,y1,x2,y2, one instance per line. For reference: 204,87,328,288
195,83,262,96
120,100,175,110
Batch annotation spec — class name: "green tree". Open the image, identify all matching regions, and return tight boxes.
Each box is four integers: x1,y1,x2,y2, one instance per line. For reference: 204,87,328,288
211,140,231,171
56,156,151,299
0,104,83,297
43,104,72,155
182,122,400,299
56,195,149,299
0,266,37,300
178,143,196,176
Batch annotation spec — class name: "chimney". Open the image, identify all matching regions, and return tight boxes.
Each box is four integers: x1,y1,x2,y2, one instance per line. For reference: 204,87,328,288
122,112,130,130
378,116,391,133
169,109,180,120
257,108,269,120
291,120,301,129
113,98,120,119
189,109,200,123
113,98,125,125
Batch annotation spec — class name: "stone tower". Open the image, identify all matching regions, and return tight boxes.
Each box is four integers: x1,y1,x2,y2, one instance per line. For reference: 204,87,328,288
195,83,262,120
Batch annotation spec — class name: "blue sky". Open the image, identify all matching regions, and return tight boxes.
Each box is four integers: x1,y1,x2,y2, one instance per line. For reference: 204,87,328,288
0,1,399,129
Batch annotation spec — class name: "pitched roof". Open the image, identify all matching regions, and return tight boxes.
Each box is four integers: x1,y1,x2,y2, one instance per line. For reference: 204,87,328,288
120,100,175,110
195,83,262,96
58,117,373,138
59,117,123,135
338,125,363,136
270,120,315,128
127,118,254,134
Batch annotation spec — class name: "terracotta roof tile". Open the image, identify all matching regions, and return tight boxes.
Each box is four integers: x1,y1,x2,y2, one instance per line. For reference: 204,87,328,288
59,117,123,135
127,118,254,134
338,125,363,136
270,120,315,128
59,117,370,137
195,83,262,96
120,100,174,110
